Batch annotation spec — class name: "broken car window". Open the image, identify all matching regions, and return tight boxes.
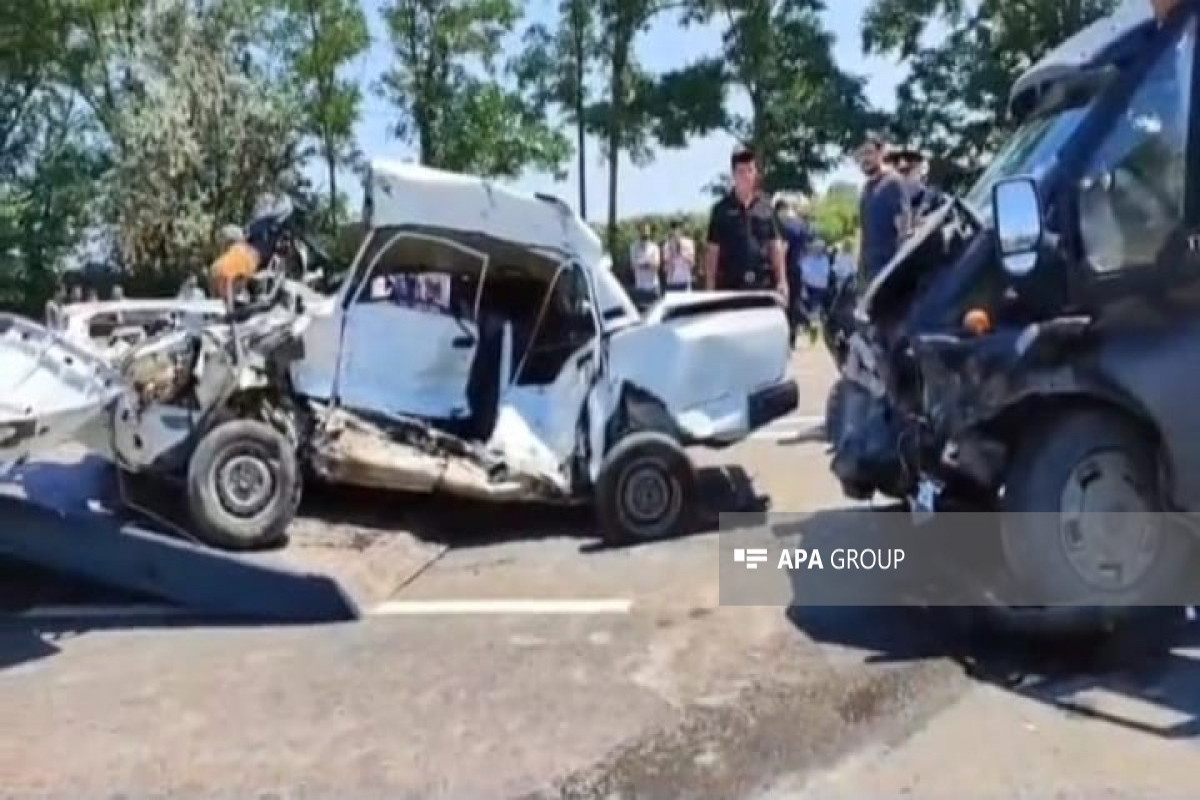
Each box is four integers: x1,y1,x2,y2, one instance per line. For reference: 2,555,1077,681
518,265,597,386
1079,18,1195,272
355,234,486,320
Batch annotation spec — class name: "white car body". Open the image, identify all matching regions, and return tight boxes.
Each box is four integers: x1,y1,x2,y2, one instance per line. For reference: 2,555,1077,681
279,161,796,495
10,161,796,515
47,298,226,360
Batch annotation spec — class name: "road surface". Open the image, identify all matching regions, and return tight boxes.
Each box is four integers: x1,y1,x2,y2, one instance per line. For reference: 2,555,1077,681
2,347,1200,799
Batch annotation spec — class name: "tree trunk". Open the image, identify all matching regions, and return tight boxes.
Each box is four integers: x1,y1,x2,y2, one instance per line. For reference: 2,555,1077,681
577,114,588,220
326,135,339,236
571,1,587,219
606,32,631,251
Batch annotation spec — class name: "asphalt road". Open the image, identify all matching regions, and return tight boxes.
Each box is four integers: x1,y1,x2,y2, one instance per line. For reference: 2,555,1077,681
3,347,1200,798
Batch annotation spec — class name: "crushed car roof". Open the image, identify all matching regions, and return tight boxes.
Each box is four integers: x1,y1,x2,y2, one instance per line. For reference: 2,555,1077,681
366,161,607,268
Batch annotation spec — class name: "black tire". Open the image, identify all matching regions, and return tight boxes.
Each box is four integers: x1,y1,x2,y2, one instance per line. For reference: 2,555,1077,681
995,407,1193,637
186,419,299,551
595,431,697,546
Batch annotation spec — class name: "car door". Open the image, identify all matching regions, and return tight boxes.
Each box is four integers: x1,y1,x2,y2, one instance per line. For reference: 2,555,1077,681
334,231,484,421
493,262,602,473
1065,9,1200,504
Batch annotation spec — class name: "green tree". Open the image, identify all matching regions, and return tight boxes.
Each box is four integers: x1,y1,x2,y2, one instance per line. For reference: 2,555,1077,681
863,0,1119,191
1,0,310,308
588,0,726,248
0,1,106,311
379,0,570,178
693,0,871,194
810,180,859,243
268,0,370,234
102,0,306,282
514,0,597,217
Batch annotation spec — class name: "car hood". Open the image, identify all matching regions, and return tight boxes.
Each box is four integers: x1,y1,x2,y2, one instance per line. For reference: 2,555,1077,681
639,290,783,323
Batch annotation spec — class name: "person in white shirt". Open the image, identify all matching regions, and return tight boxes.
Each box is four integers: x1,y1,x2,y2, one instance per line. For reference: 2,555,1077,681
800,238,832,317
831,242,857,288
662,220,695,292
629,223,662,306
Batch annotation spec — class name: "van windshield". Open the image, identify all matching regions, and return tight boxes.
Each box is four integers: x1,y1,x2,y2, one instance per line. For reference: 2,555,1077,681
964,104,1089,218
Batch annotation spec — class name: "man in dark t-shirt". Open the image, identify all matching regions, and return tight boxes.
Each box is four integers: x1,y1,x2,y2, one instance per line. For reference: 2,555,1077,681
775,197,811,346
856,134,912,282
704,146,788,304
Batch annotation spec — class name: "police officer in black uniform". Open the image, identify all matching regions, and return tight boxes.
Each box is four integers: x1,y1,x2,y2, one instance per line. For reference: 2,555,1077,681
703,145,788,305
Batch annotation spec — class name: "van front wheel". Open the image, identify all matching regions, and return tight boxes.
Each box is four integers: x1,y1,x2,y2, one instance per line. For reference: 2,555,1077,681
996,408,1192,636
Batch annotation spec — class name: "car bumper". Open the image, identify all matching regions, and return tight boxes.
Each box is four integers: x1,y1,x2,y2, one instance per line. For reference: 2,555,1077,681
748,378,799,430
672,379,798,447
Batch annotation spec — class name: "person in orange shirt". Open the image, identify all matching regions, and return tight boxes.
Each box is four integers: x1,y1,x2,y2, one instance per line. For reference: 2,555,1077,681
209,236,262,302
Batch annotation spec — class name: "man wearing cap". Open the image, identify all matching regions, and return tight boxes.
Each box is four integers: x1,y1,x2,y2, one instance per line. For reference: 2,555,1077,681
704,146,788,304
888,148,944,221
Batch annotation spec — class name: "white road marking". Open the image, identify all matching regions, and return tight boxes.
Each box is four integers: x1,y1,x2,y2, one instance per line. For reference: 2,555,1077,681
7,598,636,621
749,414,825,440
766,414,824,427
9,604,188,621
370,598,634,616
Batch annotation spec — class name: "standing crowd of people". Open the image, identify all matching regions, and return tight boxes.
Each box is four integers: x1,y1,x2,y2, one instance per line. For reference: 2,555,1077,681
653,133,944,345
628,219,700,307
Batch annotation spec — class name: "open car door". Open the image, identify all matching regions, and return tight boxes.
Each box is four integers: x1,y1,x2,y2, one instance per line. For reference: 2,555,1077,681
333,232,486,422
490,261,603,483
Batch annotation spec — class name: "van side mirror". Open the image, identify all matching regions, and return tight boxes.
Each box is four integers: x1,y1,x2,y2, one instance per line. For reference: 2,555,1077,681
993,176,1043,277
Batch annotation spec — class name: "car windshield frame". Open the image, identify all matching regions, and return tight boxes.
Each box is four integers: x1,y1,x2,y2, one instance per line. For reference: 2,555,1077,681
964,104,1091,218
964,66,1121,219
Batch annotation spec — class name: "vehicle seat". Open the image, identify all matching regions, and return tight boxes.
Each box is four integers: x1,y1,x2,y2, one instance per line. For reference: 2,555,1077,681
465,311,508,441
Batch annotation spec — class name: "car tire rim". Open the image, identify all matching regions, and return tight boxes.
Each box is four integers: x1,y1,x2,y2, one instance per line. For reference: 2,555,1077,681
216,450,276,518
618,458,682,537
1058,449,1162,592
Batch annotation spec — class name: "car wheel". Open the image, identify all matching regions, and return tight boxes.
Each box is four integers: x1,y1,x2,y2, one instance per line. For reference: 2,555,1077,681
995,407,1192,638
595,431,697,546
186,419,299,551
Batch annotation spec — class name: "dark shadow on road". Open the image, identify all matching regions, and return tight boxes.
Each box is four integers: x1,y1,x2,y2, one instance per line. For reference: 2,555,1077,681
0,612,312,673
784,504,1200,743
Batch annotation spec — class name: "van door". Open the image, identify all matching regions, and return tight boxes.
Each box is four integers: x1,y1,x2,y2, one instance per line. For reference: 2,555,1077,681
334,232,485,421
491,263,602,479
1065,10,1200,505
1070,11,1200,304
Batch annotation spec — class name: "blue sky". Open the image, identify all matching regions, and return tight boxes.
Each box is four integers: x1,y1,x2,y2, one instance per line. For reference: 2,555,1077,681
336,0,919,221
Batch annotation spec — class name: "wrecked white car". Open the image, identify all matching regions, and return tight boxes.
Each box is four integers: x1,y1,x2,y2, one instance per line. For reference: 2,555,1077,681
47,297,226,361
95,161,798,550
